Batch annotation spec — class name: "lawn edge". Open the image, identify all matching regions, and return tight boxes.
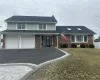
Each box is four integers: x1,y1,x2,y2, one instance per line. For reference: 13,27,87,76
21,48,71,80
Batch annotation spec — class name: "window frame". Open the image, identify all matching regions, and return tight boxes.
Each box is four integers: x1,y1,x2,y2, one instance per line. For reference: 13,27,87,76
16,23,26,30
76,35,83,42
70,35,88,43
38,24,47,30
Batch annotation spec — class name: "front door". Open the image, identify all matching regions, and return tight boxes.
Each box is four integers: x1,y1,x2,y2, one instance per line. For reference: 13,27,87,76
42,36,52,47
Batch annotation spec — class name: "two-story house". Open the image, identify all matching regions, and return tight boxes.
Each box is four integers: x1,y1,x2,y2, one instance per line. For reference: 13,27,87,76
0,15,95,49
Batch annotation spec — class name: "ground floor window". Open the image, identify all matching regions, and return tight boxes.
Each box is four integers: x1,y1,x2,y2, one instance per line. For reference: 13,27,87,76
71,35,88,42
76,35,83,42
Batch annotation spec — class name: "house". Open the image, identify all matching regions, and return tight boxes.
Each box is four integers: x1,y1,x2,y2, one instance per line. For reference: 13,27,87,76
0,15,95,49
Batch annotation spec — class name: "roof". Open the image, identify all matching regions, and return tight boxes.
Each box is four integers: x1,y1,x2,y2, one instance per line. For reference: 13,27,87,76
1,30,57,34
1,26,95,34
56,26,96,34
5,15,57,23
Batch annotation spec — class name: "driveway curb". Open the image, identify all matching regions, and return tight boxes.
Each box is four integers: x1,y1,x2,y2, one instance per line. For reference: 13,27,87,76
20,48,71,80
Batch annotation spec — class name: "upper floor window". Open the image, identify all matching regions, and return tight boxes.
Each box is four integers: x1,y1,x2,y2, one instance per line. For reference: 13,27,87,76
39,24,46,30
17,23,26,29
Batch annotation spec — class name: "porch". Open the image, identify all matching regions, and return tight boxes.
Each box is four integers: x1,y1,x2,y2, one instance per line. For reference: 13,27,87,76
35,35,58,48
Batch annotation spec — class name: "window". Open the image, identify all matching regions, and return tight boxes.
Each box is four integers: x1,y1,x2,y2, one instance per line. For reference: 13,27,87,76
39,24,46,30
39,24,42,29
84,35,88,42
71,35,75,42
67,28,71,30
17,23,26,29
71,35,88,43
77,28,82,30
76,35,83,42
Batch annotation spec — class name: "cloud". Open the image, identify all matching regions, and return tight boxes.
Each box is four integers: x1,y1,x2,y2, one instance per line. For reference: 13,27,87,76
0,0,100,33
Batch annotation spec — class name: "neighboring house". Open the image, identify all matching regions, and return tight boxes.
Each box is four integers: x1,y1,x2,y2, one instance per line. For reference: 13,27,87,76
0,15,95,49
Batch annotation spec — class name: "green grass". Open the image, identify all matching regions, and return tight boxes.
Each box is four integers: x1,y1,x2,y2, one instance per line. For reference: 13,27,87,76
28,48,100,80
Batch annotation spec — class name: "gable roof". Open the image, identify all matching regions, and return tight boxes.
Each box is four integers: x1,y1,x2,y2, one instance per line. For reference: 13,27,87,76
5,15,57,23
56,26,96,34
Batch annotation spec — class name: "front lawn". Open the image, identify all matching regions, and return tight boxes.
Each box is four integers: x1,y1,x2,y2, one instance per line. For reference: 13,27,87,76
28,48,100,80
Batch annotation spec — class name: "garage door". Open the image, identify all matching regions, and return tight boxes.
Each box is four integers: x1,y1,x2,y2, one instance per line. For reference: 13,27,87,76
5,35,18,49
21,35,35,49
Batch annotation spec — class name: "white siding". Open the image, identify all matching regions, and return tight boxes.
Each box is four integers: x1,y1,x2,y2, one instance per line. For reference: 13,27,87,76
7,23,16,30
27,23,37,30
46,24,56,30
94,42,100,48
7,23,56,30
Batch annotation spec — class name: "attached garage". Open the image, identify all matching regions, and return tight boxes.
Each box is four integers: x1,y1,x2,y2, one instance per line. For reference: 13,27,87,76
5,35,19,49
5,35,35,49
21,35,35,49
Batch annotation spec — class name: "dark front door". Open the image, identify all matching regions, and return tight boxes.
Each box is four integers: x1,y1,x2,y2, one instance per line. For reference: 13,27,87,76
42,36,52,47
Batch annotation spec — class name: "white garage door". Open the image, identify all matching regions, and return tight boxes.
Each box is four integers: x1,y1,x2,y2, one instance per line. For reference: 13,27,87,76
5,35,18,49
21,35,35,49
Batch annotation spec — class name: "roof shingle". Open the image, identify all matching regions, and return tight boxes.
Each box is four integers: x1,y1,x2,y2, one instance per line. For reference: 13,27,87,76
5,15,57,23
56,26,95,34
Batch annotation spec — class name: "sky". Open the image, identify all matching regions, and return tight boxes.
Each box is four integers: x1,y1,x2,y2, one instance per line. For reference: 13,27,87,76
0,0,100,37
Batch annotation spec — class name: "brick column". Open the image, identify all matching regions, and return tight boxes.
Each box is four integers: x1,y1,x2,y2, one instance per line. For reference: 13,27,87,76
35,35,42,48
2,34,6,49
53,35,57,47
88,35,93,44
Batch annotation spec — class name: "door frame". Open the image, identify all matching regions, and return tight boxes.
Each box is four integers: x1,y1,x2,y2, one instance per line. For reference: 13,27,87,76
42,35,53,47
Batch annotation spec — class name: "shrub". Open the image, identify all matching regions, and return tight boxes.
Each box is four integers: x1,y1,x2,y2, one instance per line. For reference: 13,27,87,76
80,44,85,48
60,44,68,48
89,44,95,48
85,44,89,48
71,44,77,48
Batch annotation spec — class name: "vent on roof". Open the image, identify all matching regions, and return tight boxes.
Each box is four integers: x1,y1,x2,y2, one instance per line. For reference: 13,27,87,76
77,28,82,30
67,28,71,30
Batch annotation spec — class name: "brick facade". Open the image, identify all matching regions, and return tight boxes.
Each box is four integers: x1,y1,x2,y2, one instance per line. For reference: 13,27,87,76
53,36,57,47
57,35,94,48
35,35,94,48
2,34,6,49
35,35,42,48
58,35,71,47
88,35,93,44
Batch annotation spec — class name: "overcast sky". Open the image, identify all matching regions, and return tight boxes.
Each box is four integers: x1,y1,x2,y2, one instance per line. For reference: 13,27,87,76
0,0,100,35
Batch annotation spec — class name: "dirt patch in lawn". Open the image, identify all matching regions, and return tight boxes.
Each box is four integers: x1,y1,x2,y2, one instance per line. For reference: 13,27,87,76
28,48,100,80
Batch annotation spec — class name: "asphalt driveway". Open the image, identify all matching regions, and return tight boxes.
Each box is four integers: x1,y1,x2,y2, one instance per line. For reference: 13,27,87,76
0,48,65,65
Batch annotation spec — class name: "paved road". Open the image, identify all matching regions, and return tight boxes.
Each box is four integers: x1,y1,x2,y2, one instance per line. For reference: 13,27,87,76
0,48,65,65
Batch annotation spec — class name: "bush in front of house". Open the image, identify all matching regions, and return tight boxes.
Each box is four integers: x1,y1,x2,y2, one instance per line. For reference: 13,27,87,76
80,44,86,48
71,44,77,48
89,44,95,48
60,44,68,48
85,44,89,48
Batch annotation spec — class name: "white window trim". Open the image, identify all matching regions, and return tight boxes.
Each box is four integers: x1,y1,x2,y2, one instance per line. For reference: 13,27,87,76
71,35,88,43
16,23,26,30
38,24,47,30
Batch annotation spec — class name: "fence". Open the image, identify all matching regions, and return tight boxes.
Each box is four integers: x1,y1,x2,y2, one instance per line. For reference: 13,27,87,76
94,42,100,48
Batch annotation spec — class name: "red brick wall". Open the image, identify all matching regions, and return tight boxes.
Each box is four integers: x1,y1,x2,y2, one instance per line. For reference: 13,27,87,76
58,35,94,48
88,35,93,44
58,35,71,47
35,35,42,48
2,34,6,49
35,35,94,48
53,36,57,47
